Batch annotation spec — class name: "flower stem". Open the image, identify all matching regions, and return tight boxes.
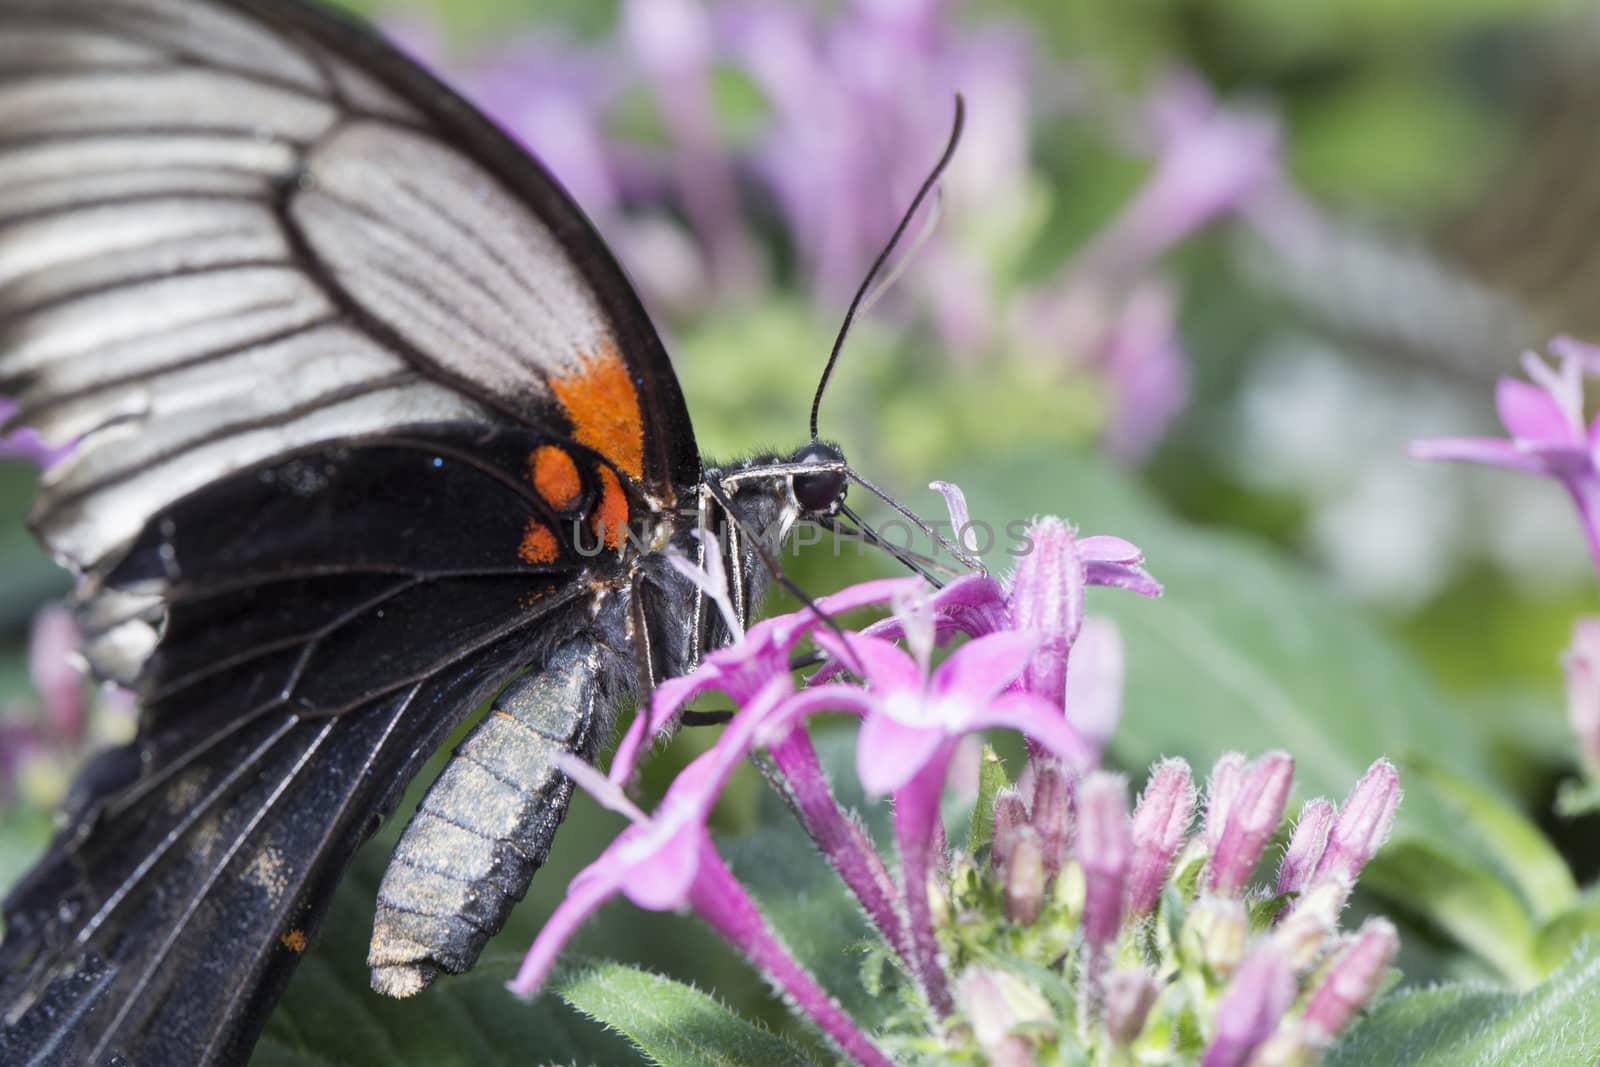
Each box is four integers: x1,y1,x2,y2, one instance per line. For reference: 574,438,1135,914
892,757,956,1018
689,847,895,1067
763,727,912,963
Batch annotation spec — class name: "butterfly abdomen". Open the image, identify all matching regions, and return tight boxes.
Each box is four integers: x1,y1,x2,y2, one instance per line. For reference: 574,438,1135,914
367,636,610,997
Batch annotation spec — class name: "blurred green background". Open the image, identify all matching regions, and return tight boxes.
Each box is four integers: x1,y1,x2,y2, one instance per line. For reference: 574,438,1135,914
4,0,1600,1058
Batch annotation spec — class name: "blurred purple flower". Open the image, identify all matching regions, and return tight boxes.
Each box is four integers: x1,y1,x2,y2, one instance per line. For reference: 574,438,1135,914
1564,618,1600,777
1412,337,1600,571
719,0,1037,322
1,397,70,467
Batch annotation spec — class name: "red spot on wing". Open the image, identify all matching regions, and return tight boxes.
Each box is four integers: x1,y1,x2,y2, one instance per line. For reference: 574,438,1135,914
529,445,582,511
592,466,628,551
519,519,560,564
550,337,645,481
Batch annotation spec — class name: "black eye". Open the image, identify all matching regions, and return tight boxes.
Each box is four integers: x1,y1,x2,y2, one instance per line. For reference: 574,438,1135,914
791,441,847,513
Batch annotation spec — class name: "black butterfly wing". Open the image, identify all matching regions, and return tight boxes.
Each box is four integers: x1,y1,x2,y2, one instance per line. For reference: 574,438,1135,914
0,0,699,1062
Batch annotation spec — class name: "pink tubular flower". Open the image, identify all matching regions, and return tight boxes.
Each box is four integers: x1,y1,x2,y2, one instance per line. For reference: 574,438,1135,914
813,625,1094,797
1,396,71,467
509,677,895,1067
1412,336,1600,571
1126,757,1196,916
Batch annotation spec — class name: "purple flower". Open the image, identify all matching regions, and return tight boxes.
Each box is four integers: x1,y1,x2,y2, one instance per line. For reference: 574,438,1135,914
510,677,895,1067
28,604,84,744
1,396,71,467
1564,618,1600,776
1412,337,1600,571
812,626,1093,795
1004,513,1159,761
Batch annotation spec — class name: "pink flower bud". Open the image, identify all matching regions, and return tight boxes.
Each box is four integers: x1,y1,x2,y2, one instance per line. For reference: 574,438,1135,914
1310,759,1400,887
956,967,1047,1067
992,789,1028,872
1127,757,1196,916
1103,966,1159,1046
1005,828,1046,924
1208,752,1293,896
1276,798,1334,897
1204,752,1247,852
1078,772,1130,951
1301,918,1399,1043
1030,760,1071,876
1201,947,1297,1067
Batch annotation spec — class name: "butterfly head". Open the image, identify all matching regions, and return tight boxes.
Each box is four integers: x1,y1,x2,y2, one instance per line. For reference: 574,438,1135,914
787,440,849,517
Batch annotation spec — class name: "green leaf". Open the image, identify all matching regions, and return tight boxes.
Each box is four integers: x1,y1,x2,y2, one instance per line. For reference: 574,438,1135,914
1357,839,1542,988
256,851,641,1066
1536,891,1600,974
1555,776,1600,818
558,962,818,1067
1401,755,1577,921
1328,943,1600,1067
967,745,1011,855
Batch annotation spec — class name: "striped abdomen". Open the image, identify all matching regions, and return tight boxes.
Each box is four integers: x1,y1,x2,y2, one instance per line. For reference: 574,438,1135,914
367,638,605,997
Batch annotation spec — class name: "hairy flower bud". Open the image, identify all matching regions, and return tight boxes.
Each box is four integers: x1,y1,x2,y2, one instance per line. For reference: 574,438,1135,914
1005,828,1047,924
1127,757,1196,916
1208,752,1293,896
1078,773,1130,951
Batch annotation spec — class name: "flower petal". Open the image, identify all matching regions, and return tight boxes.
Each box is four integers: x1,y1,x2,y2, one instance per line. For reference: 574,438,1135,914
622,825,704,910
1496,376,1574,444
509,843,631,994
1409,435,1547,474
813,628,921,691
931,630,1041,702
1079,535,1143,564
969,692,1095,770
857,713,944,795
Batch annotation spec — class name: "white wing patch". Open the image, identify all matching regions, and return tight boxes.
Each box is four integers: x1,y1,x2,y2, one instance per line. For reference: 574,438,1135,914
0,0,638,580
296,122,610,411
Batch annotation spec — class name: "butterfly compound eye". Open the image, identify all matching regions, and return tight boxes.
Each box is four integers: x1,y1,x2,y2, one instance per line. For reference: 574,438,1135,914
790,441,848,514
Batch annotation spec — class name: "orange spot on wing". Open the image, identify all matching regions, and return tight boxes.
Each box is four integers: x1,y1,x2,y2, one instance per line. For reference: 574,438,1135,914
592,466,628,551
529,445,582,511
281,928,308,953
550,337,645,481
519,519,560,564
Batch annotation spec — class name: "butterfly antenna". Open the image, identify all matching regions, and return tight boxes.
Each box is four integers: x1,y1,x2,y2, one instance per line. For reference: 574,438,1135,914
809,94,966,441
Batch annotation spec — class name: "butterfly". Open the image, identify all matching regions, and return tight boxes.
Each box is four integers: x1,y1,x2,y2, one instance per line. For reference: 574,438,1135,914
0,0,963,1063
